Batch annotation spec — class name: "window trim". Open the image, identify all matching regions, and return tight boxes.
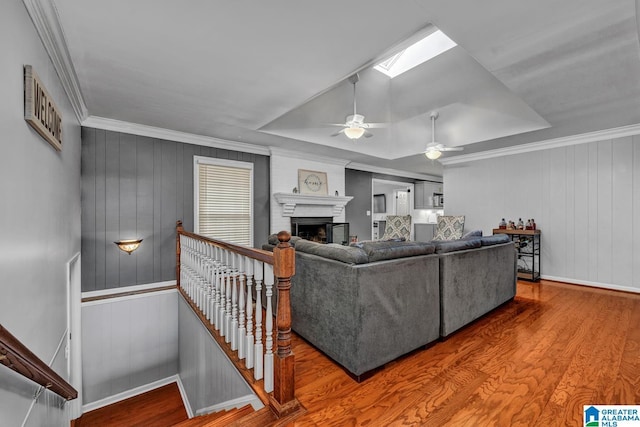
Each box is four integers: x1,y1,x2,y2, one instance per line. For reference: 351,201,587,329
193,155,254,247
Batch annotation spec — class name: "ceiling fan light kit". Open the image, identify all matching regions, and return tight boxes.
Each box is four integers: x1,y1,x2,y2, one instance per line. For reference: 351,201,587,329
330,73,384,140
425,149,442,160
423,111,463,161
344,127,365,139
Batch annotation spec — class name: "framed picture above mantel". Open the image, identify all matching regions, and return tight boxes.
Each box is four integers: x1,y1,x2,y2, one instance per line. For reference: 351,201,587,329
298,169,328,195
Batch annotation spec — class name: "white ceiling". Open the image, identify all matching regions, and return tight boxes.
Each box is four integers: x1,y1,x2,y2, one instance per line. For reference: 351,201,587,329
53,0,640,177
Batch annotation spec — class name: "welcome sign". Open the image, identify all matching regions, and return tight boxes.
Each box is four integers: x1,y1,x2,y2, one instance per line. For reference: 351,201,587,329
24,65,62,151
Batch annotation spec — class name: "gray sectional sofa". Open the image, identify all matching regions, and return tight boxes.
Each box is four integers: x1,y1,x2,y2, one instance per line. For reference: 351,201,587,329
263,234,517,379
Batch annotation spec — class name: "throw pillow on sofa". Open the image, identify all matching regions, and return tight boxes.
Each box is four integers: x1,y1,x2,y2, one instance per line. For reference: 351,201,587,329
433,215,465,241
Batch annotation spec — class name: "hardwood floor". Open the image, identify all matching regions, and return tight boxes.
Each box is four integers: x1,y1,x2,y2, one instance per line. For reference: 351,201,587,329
289,280,640,426
76,280,640,426
73,383,188,426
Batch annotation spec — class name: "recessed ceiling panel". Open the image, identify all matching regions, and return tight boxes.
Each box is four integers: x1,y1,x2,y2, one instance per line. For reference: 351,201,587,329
260,46,549,159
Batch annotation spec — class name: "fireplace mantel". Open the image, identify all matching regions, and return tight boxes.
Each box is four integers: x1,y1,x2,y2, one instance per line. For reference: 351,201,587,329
273,193,354,217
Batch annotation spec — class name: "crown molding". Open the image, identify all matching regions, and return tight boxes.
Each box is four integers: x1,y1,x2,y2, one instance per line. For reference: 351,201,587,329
82,116,272,156
23,0,88,122
347,162,442,181
439,122,640,166
269,146,350,167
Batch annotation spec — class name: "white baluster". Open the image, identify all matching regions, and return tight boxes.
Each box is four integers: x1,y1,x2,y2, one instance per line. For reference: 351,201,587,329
196,241,203,310
225,250,233,343
231,253,239,351
237,254,246,360
254,260,264,380
219,248,227,337
264,264,274,393
245,257,254,369
204,243,213,322
213,246,221,330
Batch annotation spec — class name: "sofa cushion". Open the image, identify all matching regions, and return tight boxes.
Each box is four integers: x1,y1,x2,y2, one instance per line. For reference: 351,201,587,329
433,215,465,241
434,238,482,254
349,237,406,249
267,234,302,246
295,239,369,264
480,234,511,246
461,229,483,240
361,240,435,262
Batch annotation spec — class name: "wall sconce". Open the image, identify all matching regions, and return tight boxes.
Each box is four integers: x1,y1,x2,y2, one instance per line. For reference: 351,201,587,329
114,239,143,255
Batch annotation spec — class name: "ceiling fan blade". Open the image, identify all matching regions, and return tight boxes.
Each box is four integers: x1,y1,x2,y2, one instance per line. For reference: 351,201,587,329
441,146,464,151
364,122,387,128
363,130,374,138
330,129,345,137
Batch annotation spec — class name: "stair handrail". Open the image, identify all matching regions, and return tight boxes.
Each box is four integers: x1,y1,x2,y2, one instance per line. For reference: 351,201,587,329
176,220,301,419
0,324,78,400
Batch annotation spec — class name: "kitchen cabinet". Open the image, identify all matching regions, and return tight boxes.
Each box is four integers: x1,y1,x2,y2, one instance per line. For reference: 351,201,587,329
414,181,443,209
415,224,436,241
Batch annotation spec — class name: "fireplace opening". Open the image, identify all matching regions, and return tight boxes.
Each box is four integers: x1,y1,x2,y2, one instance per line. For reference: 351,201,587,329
291,217,349,245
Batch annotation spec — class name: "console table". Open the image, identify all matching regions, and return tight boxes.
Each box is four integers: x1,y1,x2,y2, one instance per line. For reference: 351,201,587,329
493,228,541,281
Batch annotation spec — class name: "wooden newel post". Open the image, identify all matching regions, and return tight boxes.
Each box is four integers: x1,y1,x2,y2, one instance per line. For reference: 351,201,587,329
269,230,302,417
176,220,184,288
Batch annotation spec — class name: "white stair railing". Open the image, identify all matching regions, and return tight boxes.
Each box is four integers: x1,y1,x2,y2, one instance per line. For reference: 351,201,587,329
176,222,300,419
179,233,270,382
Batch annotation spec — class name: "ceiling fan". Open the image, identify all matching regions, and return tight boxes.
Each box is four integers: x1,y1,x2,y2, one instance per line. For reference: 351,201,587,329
424,111,463,160
330,73,385,140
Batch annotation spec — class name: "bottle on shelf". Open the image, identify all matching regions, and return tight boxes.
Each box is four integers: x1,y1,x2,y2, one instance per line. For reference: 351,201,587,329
525,219,532,230
531,219,536,230
499,218,507,229
517,218,524,230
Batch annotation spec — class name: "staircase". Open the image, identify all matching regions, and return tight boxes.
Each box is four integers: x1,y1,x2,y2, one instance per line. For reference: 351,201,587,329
173,404,255,426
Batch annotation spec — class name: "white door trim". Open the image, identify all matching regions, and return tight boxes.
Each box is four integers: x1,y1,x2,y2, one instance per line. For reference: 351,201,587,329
66,252,82,420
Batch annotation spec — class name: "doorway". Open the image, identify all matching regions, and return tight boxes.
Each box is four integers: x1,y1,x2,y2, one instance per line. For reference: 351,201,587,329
371,179,414,239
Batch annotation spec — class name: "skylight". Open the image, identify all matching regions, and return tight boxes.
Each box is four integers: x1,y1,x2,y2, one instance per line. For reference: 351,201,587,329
374,30,457,78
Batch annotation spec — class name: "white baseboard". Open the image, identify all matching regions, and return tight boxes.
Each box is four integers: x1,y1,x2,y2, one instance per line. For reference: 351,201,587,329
81,375,179,413
194,394,264,416
540,275,640,294
174,375,193,418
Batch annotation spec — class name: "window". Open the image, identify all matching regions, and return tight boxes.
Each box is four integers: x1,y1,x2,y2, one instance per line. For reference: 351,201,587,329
194,156,253,246
373,29,457,78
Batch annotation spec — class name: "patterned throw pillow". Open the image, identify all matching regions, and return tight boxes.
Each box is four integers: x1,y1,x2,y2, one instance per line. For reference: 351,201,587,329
382,215,412,240
433,215,465,241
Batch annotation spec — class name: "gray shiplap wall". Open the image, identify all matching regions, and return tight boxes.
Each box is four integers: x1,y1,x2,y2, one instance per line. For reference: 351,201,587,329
81,128,270,292
178,297,256,414
444,135,640,292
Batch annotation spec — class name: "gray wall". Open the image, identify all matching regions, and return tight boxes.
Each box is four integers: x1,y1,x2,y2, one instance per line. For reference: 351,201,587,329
345,169,373,240
445,136,640,292
0,1,81,425
178,297,256,415
81,128,270,291
81,291,179,406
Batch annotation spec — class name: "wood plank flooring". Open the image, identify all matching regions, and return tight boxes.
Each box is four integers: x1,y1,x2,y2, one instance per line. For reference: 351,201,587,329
75,280,640,426
73,383,188,426
290,280,640,426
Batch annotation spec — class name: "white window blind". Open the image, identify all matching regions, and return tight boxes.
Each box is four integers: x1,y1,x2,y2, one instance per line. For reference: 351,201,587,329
195,157,253,246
